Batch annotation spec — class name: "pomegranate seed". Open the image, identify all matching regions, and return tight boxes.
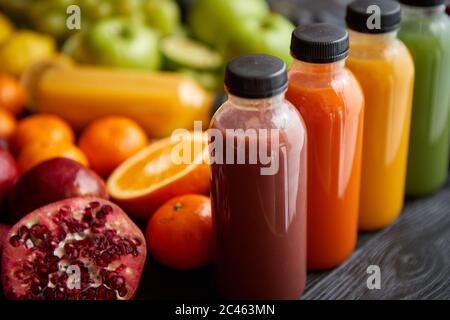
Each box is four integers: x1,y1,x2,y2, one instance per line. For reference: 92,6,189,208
65,243,79,260
30,224,50,240
101,252,111,262
9,235,21,247
49,273,59,285
101,205,113,215
49,263,59,273
93,219,106,228
118,286,128,298
132,237,142,246
37,266,49,276
23,260,34,271
43,287,55,300
104,229,116,239
109,276,125,290
95,258,108,267
30,274,41,284
86,287,97,299
97,285,107,299
31,283,42,295
89,201,101,209
59,206,71,215
54,290,66,300
46,255,60,264
18,226,30,240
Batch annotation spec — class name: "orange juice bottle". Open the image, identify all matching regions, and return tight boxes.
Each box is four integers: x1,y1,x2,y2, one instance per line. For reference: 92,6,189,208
346,0,415,230
286,23,364,270
22,59,213,138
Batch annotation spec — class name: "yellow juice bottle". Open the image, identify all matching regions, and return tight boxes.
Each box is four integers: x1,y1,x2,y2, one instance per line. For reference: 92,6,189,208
346,0,415,230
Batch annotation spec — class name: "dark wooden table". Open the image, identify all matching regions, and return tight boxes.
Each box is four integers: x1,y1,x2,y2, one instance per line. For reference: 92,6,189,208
136,178,450,300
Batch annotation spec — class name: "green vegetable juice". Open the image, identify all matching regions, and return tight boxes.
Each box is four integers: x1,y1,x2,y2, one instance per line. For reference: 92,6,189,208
398,1,450,195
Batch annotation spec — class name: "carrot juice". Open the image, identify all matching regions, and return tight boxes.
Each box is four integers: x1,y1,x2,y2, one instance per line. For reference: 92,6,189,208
286,24,364,269
346,0,415,230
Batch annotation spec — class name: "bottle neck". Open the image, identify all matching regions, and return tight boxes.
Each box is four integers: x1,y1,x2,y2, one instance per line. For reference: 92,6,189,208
290,59,346,75
227,92,286,111
349,29,398,44
401,4,446,17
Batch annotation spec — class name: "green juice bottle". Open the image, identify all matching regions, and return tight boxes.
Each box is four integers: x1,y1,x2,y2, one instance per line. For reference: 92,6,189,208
398,0,450,196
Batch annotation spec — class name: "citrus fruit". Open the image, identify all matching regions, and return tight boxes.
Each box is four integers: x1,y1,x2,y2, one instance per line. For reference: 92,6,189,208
107,132,210,221
0,108,16,141
18,141,88,172
11,114,74,155
146,194,213,270
79,116,148,178
0,31,56,76
0,74,26,116
0,13,13,45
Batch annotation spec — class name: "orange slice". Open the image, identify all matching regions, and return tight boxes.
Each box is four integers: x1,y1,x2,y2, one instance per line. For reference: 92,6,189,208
107,132,210,221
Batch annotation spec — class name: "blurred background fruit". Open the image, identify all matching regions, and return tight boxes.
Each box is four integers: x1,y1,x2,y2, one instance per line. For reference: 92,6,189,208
85,17,161,70
146,194,213,270
18,140,88,172
0,13,13,45
8,157,107,222
0,148,19,209
0,74,25,116
11,114,74,154
144,0,181,36
79,116,148,177
0,31,56,76
107,132,210,220
0,109,16,142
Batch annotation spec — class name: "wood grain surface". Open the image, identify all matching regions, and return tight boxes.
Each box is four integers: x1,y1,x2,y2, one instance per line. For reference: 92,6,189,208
135,179,449,300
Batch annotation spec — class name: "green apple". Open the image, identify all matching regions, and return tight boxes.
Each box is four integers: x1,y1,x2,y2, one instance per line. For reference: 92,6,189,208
143,0,181,36
80,0,115,20
115,0,146,22
27,1,73,40
219,13,294,66
188,0,270,47
86,17,161,70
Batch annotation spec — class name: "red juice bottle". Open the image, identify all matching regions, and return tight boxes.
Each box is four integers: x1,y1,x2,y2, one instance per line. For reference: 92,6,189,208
209,54,308,299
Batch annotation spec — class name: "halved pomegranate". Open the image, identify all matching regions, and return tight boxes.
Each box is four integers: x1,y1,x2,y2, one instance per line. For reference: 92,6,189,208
1,197,146,300
0,224,10,255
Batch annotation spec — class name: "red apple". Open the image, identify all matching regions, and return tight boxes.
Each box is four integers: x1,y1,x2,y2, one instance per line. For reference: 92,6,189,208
9,157,108,222
0,148,19,208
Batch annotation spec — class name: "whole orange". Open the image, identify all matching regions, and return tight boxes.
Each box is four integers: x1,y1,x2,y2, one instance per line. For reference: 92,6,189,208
11,114,74,154
0,108,16,142
0,74,26,116
146,194,213,270
79,116,148,177
18,141,88,172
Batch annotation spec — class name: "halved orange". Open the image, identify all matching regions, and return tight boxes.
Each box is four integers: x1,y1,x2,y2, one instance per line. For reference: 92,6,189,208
107,132,210,221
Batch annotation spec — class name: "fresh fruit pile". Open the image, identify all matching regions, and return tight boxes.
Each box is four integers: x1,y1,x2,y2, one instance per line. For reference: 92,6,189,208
0,0,294,92
0,0,295,300
0,83,212,299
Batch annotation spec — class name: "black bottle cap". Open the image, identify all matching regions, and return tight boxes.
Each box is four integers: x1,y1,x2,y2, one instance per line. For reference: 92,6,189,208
346,0,401,34
398,0,446,7
290,23,349,64
224,54,288,99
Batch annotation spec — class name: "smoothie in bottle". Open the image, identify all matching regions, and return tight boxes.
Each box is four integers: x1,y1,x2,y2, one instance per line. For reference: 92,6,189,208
398,0,450,195
286,24,364,269
346,0,415,230
210,54,307,299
